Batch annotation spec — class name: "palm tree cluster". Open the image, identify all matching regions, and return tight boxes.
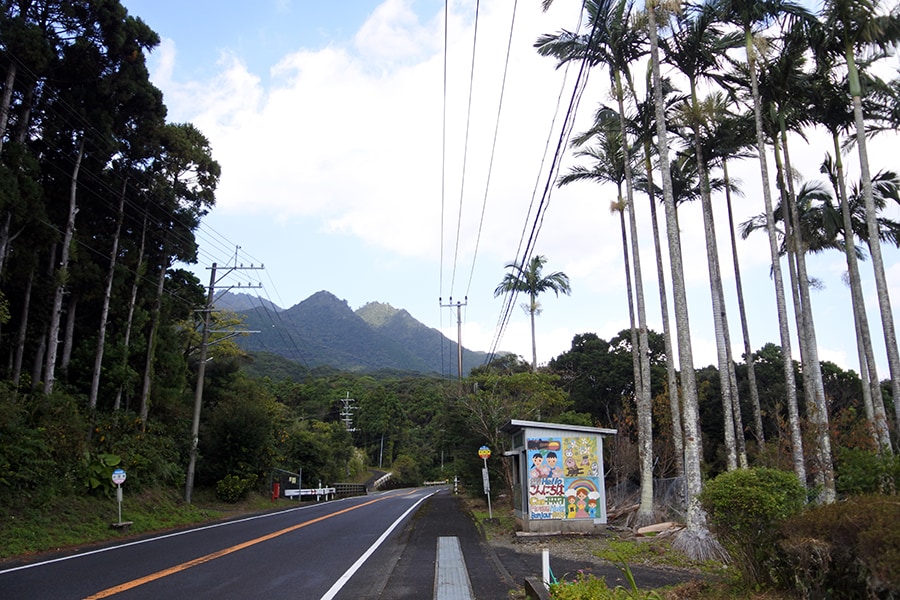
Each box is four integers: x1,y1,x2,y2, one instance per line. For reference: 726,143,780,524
0,2,219,418
537,0,900,559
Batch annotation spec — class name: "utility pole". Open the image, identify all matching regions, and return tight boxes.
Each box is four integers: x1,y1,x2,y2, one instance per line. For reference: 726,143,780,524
340,392,357,432
185,255,263,503
440,296,467,380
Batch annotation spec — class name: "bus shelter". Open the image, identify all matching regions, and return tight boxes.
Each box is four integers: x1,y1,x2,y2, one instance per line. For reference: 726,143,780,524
501,419,616,533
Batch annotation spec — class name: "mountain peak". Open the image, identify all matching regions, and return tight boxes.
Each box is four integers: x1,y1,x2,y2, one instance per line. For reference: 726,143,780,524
356,301,403,328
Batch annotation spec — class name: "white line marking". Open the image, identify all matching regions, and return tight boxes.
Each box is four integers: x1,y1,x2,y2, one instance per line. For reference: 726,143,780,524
0,493,390,575
319,491,435,600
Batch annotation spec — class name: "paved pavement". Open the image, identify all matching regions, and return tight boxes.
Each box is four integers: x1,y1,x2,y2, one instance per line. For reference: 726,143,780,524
391,487,700,599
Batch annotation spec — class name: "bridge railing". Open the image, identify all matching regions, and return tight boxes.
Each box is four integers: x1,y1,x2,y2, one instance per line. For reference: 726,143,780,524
283,487,336,501
332,482,367,497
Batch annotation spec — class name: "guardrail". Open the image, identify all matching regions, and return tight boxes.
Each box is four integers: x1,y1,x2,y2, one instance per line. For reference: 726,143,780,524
332,482,367,497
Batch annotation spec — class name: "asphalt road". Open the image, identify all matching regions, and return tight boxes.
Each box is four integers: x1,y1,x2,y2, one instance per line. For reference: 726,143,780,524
0,487,699,599
0,489,438,600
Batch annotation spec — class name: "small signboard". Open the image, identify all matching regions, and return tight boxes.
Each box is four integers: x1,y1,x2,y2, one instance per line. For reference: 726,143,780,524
111,468,126,485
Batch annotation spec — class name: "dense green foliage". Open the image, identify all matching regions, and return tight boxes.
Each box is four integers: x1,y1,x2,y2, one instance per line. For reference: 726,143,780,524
779,495,900,597
699,467,807,586
1,6,900,598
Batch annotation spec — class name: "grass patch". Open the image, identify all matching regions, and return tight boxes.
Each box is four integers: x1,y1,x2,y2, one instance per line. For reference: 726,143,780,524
593,538,723,573
470,506,516,540
0,487,296,561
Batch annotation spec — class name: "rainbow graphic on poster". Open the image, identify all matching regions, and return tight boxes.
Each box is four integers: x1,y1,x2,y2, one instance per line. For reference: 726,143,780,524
565,478,602,519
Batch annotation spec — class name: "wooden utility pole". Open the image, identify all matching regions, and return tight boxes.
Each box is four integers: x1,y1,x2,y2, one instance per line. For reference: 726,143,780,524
184,258,263,503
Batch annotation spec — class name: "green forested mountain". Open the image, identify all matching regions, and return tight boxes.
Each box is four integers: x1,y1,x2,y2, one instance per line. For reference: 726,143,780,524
218,291,494,375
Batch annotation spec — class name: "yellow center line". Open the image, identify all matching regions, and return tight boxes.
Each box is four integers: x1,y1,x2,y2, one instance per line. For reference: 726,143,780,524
85,495,392,599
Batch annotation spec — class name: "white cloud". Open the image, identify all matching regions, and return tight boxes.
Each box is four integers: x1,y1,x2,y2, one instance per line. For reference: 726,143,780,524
145,0,900,374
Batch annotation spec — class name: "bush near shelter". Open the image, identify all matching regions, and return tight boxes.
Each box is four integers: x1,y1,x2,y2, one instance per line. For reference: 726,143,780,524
699,467,806,587
778,495,900,599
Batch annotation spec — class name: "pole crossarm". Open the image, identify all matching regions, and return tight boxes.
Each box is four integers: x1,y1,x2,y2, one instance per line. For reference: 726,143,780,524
184,259,266,503
439,296,468,380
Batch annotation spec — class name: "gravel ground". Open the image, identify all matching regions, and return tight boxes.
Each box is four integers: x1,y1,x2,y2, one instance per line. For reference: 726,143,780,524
479,516,711,593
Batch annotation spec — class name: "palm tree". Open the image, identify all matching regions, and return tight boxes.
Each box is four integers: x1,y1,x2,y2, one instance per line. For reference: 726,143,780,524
632,71,686,478
821,156,897,452
701,97,766,452
757,23,836,502
808,62,899,453
538,0,657,527
818,0,900,433
559,110,656,526
494,255,571,371
643,0,727,561
715,0,812,489
663,1,745,472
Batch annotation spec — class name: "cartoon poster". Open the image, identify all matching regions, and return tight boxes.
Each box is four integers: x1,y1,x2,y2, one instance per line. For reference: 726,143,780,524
526,435,602,520
526,438,566,519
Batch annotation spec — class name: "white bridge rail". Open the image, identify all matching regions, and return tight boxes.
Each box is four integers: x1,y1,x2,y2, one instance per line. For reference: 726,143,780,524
283,487,336,501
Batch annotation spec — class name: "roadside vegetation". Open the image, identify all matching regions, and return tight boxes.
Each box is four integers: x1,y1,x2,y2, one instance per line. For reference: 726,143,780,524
2,1,900,597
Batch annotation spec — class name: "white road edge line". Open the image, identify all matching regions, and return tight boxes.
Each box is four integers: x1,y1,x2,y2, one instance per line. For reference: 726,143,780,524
0,493,392,576
319,491,436,600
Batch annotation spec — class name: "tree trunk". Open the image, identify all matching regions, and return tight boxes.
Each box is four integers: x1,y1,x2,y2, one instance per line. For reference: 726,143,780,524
643,139,683,478
529,295,537,371
90,177,127,410
139,258,166,427
847,46,900,431
60,294,76,375
690,83,738,471
114,214,148,411
0,61,16,155
615,69,654,528
12,260,35,386
744,27,805,487
831,133,892,452
778,124,835,502
648,2,724,561
723,159,764,449
43,137,84,395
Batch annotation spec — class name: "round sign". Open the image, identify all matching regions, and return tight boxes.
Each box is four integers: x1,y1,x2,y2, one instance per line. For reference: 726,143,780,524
478,445,491,460
111,468,126,485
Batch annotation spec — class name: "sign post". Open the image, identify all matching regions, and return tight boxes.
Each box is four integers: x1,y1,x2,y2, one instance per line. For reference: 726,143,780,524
478,445,492,519
111,468,126,525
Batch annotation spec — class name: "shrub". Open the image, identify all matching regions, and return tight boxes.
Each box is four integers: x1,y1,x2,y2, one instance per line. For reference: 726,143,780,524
835,448,898,496
699,467,806,587
390,454,421,487
215,474,259,503
779,495,900,598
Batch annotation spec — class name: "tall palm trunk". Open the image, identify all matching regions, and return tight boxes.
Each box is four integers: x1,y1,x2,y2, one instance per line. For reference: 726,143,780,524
614,67,655,527
847,48,900,429
643,137,684,477
775,124,835,502
648,1,724,561
43,137,85,394
723,159,764,449
830,135,892,451
744,28,805,486
689,81,740,471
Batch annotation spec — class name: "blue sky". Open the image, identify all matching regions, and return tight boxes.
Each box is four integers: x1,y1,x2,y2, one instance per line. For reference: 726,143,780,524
119,0,900,379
